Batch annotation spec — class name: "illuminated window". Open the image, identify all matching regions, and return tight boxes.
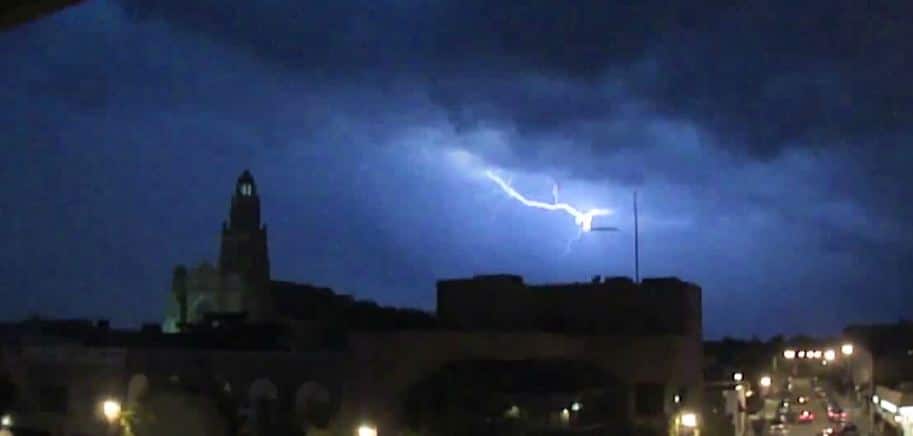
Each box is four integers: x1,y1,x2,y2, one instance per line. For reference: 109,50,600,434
240,183,252,196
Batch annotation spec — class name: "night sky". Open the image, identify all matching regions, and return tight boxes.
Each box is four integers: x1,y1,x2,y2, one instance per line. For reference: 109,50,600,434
2,1,912,338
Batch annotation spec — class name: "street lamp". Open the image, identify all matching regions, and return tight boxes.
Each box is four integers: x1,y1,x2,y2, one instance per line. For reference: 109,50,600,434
681,412,698,428
783,349,796,359
798,351,806,359
357,424,378,436
842,343,854,356
760,376,772,388
733,372,743,382
102,399,121,423
824,349,837,361
0,414,10,427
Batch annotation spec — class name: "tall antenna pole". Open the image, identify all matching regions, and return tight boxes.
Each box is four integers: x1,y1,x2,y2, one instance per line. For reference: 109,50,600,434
634,191,640,283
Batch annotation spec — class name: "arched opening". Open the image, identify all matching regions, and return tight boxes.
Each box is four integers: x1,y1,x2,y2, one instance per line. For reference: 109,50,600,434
127,374,149,406
248,378,278,436
190,296,215,323
123,375,229,436
0,372,17,415
294,382,334,434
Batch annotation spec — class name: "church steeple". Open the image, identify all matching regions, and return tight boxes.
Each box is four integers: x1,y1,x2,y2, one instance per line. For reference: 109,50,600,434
229,170,261,231
220,170,270,283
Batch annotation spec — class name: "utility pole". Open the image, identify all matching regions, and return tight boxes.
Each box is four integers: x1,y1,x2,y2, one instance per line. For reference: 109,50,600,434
634,191,640,283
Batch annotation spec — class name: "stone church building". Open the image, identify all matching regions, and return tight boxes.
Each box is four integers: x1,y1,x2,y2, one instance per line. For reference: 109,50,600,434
163,170,344,332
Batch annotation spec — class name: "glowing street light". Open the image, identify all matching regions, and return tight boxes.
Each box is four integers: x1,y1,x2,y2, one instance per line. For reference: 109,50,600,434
842,343,854,356
681,412,698,428
760,376,772,388
798,350,806,359
102,399,121,423
783,349,796,359
824,349,837,361
357,424,378,436
733,372,743,382
0,414,10,427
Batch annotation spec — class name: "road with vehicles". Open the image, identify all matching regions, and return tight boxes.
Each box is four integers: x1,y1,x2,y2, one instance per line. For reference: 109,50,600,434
751,377,871,436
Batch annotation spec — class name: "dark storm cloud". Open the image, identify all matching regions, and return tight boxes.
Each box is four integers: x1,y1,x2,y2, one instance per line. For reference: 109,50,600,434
116,0,913,232
117,0,662,76
117,0,913,156
645,1,913,157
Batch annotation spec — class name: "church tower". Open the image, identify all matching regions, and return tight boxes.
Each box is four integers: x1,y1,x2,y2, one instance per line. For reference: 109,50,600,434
219,170,270,285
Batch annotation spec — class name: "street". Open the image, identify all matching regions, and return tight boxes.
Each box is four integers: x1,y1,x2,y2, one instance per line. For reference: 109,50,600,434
751,378,872,436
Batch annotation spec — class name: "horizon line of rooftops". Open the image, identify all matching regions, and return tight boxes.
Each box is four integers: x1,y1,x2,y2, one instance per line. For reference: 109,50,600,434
439,274,695,287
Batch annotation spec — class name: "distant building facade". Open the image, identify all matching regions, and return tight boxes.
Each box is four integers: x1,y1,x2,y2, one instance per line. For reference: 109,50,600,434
0,318,343,436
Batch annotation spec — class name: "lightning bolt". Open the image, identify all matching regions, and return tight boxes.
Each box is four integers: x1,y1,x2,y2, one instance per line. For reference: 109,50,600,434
485,170,612,232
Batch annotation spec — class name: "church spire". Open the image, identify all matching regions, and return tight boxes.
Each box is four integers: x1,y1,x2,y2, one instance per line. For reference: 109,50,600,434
220,170,270,283
229,169,260,231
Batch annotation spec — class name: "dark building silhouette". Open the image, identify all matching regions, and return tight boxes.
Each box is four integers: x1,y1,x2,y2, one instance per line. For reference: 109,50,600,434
165,171,340,329
219,170,270,285
437,274,701,336
1,1,84,31
164,170,439,337
5,169,704,436
842,322,913,435
844,321,913,389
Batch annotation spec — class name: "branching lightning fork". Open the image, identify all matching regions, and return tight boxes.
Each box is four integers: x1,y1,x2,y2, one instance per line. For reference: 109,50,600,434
485,170,612,232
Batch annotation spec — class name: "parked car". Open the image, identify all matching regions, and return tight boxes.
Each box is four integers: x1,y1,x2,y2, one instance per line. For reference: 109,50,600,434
797,409,815,423
827,405,848,422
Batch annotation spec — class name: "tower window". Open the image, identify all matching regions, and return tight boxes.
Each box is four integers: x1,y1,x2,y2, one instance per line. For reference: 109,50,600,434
240,183,252,196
